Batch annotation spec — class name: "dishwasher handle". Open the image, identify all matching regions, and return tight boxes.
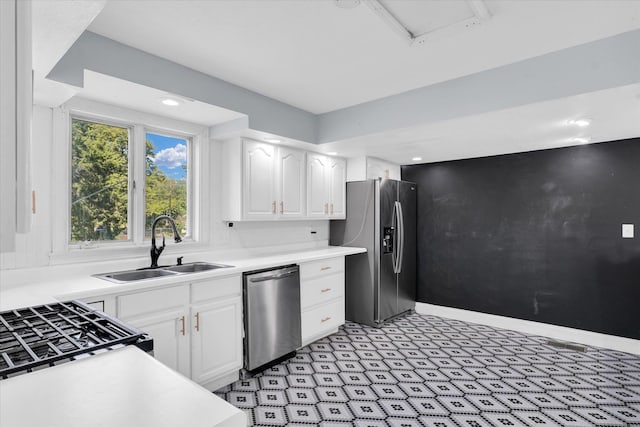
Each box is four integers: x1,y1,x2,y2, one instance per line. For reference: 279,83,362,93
246,266,299,283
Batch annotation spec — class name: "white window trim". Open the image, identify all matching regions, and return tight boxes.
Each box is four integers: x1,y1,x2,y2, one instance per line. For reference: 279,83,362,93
50,98,210,265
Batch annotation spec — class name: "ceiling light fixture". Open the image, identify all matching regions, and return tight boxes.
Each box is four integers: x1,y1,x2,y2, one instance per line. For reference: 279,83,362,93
265,138,281,143
569,137,591,144
161,98,180,106
566,118,591,127
412,157,422,161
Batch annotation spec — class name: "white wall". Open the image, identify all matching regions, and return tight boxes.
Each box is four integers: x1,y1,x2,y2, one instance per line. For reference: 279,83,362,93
0,105,329,271
346,156,401,182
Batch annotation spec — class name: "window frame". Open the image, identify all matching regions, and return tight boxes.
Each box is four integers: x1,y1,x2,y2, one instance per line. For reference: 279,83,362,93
51,98,209,264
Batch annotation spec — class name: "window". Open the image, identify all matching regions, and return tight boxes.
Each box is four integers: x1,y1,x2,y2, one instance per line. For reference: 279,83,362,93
144,132,189,238
70,117,193,246
71,118,130,243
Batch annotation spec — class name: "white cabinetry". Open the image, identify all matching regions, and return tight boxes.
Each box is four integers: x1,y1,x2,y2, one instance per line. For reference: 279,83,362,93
190,276,243,389
0,0,32,252
115,275,243,390
299,257,346,346
117,285,191,377
307,154,346,219
223,138,306,220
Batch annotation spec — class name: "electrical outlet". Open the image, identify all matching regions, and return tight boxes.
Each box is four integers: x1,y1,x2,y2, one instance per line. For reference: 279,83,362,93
622,224,634,238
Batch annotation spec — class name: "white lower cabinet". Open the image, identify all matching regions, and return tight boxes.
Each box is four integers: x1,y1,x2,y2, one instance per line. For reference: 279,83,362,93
115,275,243,390
299,256,346,346
190,277,243,389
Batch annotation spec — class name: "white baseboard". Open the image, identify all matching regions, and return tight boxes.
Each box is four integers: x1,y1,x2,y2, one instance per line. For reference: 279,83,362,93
416,302,640,356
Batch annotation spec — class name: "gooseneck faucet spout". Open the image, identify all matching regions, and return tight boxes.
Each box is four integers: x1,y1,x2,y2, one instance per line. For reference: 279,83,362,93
150,215,182,268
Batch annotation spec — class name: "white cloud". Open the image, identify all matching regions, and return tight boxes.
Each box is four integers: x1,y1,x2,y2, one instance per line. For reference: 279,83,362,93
154,143,187,169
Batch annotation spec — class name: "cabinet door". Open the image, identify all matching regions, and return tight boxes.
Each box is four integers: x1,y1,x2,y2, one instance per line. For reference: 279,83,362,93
191,297,243,384
306,154,328,218
117,285,190,377
243,140,276,219
125,309,191,377
278,147,305,218
328,158,346,219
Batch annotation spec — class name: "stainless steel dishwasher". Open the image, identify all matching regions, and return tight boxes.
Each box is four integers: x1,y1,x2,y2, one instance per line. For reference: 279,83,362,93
243,264,301,372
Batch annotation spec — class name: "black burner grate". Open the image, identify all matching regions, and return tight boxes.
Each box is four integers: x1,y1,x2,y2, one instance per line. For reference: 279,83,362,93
0,300,151,378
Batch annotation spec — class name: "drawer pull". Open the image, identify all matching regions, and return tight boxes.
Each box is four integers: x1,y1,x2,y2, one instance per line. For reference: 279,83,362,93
321,288,332,293
180,316,186,336
320,266,331,271
195,312,200,332
321,316,332,323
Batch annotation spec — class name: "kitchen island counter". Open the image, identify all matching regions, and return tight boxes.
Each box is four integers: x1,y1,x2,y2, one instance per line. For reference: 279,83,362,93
0,346,245,427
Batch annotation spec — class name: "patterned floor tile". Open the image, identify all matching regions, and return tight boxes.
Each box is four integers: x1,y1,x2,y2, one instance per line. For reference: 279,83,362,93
481,412,526,426
285,404,321,424
465,394,510,412
512,410,562,426
216,313,640,426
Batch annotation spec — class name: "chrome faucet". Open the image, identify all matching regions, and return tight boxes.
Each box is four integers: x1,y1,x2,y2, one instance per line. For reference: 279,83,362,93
150,215,182,268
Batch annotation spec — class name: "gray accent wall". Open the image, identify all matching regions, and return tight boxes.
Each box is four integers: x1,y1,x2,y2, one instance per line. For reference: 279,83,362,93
402,138,640,340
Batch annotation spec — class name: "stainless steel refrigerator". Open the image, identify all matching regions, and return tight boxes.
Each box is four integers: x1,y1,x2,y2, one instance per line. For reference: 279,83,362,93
330,179,416,327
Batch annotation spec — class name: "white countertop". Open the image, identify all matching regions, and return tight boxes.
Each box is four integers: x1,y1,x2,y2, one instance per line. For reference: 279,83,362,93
0,245,366,310
0,346,246,427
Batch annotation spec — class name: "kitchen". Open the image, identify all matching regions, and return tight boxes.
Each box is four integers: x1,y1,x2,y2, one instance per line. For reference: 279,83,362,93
1,1,640,426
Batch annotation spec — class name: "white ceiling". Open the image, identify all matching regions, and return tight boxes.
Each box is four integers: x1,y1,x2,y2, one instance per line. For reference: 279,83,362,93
32,0,640,164
87,0,640,114
319,83,640,165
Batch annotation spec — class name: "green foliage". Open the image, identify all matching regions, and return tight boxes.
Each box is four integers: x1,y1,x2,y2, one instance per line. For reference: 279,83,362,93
71,119,188,243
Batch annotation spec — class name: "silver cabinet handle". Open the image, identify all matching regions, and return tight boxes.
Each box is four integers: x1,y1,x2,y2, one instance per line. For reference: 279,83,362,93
321,288,331,293
321,316,331,323
195,312,200,332
320,266,331,271
179,316,186,336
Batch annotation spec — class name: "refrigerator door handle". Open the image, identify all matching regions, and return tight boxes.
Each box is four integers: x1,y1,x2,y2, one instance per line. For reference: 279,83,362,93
396,201,405,274
392,201,403,273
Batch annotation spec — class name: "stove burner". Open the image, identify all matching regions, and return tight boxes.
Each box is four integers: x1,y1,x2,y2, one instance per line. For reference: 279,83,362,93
0,301,152,378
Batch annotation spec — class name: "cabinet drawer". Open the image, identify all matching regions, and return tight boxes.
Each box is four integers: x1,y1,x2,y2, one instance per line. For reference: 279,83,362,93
300,257,344,280
191,275,241,303
117,285,188,320
301,298,345,342
301,273,344,309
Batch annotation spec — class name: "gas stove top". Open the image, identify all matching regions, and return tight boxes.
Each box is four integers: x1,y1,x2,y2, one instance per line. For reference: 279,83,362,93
0,301,152,379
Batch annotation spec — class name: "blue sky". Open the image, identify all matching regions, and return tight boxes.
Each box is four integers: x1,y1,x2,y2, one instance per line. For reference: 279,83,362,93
147,132,187,180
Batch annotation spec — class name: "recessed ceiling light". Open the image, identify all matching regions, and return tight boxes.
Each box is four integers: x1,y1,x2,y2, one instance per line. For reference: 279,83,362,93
566,118,591,127
161,98,180,106
412,157,422,161
569,137,591,144
327,151,338,156
265,138,281,143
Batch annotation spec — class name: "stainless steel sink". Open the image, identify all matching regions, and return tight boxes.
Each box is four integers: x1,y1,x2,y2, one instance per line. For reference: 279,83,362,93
97,269,178,283
94,262,234,283
164,262,233,273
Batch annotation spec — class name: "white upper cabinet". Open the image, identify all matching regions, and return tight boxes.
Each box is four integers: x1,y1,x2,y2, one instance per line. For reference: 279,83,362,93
306,153,329,218
307,154,346,219
243,140,276,219
328,157,346,219
222,138,344,221
0,0,32,252
277,147,306,218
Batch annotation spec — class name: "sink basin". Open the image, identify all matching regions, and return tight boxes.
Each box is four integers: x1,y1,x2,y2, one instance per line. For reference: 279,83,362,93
96,269,178,283
164,262,233,273
94,262,234,283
